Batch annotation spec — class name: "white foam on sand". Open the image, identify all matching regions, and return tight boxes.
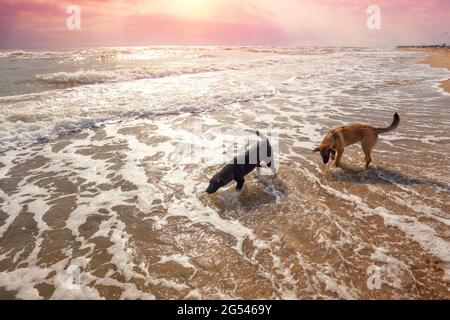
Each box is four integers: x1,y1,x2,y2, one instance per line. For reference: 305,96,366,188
1,47,449,298
294,155,450,281
1,70,276,152
316,272,358,300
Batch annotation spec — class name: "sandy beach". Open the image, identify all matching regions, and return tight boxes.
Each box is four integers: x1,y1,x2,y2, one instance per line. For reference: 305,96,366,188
403,48,450,93
0,47,449,299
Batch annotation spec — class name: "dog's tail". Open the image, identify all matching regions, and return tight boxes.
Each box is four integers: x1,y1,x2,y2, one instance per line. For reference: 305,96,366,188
376,113,400,134
245,129,268,141
245,129,276,170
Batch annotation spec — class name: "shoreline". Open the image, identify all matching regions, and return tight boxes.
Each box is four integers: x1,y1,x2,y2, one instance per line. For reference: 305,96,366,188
402,47,450,93
1,47,450,299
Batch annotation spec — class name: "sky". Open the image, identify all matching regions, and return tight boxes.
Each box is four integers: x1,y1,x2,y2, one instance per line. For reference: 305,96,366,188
0,0,449,48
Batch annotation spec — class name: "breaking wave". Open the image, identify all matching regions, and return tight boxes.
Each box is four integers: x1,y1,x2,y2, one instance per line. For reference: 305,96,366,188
35,59,282,85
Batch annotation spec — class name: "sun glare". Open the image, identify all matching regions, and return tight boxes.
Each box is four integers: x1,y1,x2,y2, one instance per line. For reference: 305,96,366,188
161,0,217,19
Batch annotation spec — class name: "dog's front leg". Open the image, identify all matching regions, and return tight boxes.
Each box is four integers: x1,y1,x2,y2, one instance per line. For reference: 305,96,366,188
233,166,245,192
335,149,344,167
235,178,245,191
330,151,336,161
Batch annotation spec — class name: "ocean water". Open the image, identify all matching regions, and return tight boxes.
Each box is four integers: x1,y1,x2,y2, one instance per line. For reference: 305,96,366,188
0,47,449,299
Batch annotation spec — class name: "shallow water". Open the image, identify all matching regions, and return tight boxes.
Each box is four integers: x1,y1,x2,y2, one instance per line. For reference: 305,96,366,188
0,47,449,299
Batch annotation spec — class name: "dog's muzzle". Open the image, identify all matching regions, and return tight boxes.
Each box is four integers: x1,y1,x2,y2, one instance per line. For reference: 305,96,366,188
205,183,219,194
321,150,330,164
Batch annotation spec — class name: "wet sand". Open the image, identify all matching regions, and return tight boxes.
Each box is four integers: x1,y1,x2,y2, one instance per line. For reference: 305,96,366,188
0,102,449,299
0,48,449,299
403,48,450,93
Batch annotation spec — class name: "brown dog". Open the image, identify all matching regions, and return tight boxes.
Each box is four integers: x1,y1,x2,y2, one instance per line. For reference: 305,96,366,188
314,113,399,169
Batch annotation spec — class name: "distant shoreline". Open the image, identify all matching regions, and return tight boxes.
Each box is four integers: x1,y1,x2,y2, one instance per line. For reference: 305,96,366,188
400,47,450,94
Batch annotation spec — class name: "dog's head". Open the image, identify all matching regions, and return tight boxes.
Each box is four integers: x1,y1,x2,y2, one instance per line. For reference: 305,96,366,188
313,145,336,164
205,176,226,194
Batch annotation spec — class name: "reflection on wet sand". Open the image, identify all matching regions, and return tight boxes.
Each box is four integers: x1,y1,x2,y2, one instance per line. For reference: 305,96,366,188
0,47,449,299
0,100,448,298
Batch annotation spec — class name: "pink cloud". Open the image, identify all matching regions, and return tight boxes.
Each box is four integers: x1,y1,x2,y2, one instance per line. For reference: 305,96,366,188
0,0,448,48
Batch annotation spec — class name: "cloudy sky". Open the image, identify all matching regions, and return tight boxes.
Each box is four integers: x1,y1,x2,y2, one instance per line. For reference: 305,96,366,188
1,0,449,48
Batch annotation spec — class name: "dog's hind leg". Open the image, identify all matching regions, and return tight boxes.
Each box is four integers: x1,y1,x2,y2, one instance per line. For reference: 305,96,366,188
266,160,277,175
270,164,277,175
256,162,263,175
363,149,373,170
235,177,245,191
362,137,377,170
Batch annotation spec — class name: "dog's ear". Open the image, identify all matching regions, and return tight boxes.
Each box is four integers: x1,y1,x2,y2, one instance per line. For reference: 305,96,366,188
313,147,320,153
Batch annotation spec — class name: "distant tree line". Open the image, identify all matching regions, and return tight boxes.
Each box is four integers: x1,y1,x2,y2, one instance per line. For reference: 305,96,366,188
397,44,448,48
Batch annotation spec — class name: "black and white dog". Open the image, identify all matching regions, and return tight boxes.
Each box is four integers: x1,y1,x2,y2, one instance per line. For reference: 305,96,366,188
205,129,276,194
